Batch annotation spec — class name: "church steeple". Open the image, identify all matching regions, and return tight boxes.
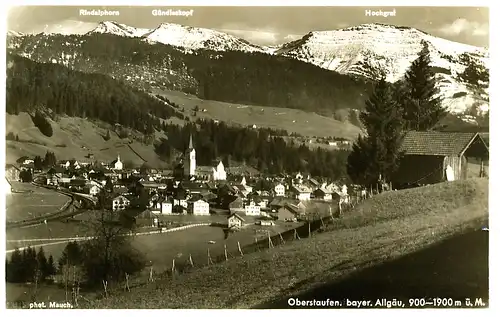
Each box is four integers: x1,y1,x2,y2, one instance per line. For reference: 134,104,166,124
184,134,196,177
189,134,194,150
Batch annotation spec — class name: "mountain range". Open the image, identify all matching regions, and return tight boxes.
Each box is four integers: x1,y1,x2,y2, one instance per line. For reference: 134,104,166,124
7,21,489,115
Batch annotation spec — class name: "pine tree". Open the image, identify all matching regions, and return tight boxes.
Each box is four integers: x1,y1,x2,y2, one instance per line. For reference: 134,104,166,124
34,156,43,170
348,76,404,186
6,248,23,283
36,247,49,280
47,255,56,277
398,41,446,131
347,135,374,185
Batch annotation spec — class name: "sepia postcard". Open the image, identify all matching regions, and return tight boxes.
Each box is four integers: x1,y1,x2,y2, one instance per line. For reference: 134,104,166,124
3,2,491,310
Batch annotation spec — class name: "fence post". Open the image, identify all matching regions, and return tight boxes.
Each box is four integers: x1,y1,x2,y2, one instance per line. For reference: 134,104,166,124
207,248,213,265
102,280,108,298
224,244,228,261
237,241,244,256
172,259,176,277
268,231,274,249
149,267,154,283
125,273,130,292
279,232,285,245
294,228,300,240
189,254,194,267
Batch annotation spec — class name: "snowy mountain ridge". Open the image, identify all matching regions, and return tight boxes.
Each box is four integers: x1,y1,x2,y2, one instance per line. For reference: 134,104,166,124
7,21,489,114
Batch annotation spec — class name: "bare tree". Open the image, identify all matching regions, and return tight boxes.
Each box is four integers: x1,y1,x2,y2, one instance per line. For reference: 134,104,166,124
80,189,146,286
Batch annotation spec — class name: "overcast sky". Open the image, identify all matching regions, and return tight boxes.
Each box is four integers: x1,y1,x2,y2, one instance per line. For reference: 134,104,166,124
7,6,489,47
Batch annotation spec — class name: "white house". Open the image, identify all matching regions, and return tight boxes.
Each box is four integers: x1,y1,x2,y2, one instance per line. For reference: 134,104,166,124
245,200,261,216
212,161,227,181
173,197,188,209
161,200,173,215
85,184,101,196
274,183,285,197
112,195,130,211
291,185,312,201
60,161,70,169
191,199,210,215
227,213,245,229
152,198,173,215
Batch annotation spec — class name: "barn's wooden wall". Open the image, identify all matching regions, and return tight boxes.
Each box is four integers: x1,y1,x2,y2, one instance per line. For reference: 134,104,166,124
443,155,463,181
392,155,444,185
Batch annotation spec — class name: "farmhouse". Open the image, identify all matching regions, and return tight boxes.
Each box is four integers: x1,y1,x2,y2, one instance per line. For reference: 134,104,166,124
290,184,312,201
277,204,299,221
313,188,333,201
5,164,20,182
229,196,245,213
84,184,101,196
244,199,261,216
112,195,130,211
189,198,210,215
393,131,489,186
227,213,245,229
274,183,286,197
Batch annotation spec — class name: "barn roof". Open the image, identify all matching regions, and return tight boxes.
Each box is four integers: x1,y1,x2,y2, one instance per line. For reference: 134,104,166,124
400,131,485,156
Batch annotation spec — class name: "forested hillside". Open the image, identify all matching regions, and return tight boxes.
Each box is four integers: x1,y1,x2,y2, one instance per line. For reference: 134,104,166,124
6,55,351,179
8,33,371,114
6,54,183,133
157,119,350,179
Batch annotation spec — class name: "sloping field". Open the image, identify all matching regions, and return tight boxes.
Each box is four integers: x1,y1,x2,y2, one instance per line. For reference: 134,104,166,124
87,178,488,308
5,113,168,167
157,90,362,140
6,182,71,222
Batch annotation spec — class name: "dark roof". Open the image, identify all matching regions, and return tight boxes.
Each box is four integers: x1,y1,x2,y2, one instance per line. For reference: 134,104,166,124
227,213,245,222
400,131,483,156
6,164,20,171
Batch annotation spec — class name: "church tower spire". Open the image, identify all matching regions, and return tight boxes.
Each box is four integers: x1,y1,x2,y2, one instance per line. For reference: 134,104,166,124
189,134,194,150
184,134,196,177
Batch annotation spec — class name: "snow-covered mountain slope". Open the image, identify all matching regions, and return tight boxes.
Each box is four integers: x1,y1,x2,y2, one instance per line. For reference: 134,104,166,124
141,23,266,53
87,21,151,38
29,20,99,35
7,22,489,115
275,23,489,114
7,30,24,37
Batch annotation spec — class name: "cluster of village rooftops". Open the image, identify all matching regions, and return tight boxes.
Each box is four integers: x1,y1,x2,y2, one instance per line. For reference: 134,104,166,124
5,131,488,226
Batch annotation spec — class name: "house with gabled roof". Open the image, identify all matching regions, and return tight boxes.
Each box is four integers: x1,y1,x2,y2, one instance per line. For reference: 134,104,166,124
188,197,210,215
277,204,300,221
112,195,130,211
290,184,312,201
227,213,245,229
392,131,489,186
151,197,172,215
6,164,21,182
244,198,261,216
313,187,333,201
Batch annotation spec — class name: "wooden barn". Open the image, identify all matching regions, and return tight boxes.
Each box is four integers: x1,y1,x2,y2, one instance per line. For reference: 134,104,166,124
392,131,489,187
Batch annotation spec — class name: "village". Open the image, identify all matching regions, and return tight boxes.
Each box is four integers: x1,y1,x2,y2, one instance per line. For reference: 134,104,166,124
5,135,351,231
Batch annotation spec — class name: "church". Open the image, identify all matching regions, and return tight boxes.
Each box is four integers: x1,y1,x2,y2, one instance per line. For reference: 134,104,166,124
182,135,226,181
